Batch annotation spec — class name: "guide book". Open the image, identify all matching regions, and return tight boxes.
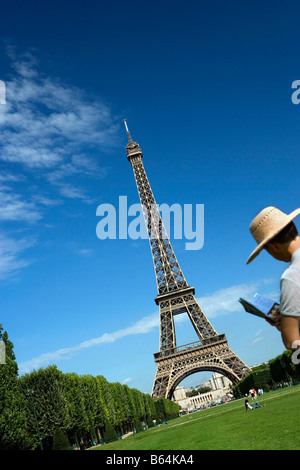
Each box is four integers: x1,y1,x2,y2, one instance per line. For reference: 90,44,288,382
239,294,279,323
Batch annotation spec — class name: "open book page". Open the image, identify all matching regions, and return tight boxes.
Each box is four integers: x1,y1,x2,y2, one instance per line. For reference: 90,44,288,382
239,294,279,322
252,294,277,315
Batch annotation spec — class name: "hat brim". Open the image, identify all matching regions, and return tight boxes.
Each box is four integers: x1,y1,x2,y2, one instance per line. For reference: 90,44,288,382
246,208,300,264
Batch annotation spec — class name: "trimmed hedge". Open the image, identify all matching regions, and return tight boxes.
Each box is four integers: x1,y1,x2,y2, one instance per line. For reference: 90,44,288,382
232,350,300,398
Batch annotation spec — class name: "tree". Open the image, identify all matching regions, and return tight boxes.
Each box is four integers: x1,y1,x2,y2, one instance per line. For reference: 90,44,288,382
103,420,118,443
19,365,72,449
96,375,115,426
52,426,72,450
154,397,180,420
80,374,110,444
110,382,133,434
142,393,156,426
0,325,32,450
130,388,146,421
281,350,296,379
269,355,288,383
123,384,139,430
63,373,89,446
186,386,211,397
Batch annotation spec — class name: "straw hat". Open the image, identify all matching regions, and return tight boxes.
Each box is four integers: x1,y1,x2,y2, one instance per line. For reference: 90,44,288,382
247,206,300,264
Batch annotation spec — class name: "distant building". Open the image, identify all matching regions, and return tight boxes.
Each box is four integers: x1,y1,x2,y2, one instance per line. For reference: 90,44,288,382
209,372,231,391
173,373,233,411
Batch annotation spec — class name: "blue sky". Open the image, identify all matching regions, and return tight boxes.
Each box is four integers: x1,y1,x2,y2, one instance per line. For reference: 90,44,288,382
0,0,300,393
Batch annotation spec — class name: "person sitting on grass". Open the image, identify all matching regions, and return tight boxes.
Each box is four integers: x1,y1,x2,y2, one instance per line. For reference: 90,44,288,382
245,399,265,411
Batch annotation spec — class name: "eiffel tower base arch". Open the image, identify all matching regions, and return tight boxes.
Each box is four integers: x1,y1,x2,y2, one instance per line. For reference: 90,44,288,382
151,334,251,400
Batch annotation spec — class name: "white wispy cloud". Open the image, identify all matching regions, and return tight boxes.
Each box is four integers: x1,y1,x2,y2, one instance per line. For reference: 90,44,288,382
0,185,42,222
251,336,264,345
18,280,275,374
1,45,117,178
122,378,134,385
18,311,159,374
0,44,119,279
0,235,35,280
76,248,93,257
251,329,265,345
196,281,263,318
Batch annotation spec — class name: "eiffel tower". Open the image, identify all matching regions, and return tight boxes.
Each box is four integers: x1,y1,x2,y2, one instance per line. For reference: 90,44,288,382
123,120,251,400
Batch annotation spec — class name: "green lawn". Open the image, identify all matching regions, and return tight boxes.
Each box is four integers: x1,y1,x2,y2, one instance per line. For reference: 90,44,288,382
92,385,300,450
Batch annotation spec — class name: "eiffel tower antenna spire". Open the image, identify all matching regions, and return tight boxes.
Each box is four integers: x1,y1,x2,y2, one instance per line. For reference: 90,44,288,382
123,119,133,144
124,121,251,399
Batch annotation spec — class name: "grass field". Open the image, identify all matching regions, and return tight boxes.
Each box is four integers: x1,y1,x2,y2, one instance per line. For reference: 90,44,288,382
92,385,300,451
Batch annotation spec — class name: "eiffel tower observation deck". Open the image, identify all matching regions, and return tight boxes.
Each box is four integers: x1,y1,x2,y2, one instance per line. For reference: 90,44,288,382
123,120,250,399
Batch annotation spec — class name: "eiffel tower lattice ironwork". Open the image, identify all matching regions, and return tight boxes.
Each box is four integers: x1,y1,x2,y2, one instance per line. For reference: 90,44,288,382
123,120,251,400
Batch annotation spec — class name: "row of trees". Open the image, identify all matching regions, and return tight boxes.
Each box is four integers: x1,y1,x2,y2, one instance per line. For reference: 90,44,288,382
232,349,300,398
186,386,211,397
0,325,180,450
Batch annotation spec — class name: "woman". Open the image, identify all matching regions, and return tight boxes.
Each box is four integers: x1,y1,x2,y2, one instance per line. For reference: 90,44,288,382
245,399,264,411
